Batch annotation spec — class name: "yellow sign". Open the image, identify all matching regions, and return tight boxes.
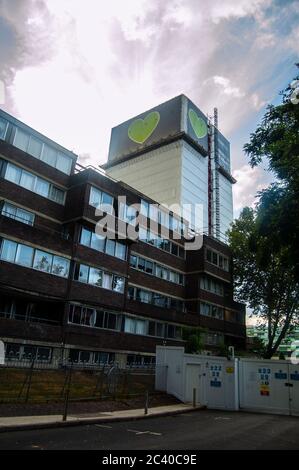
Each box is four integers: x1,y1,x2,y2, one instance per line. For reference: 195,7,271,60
226,367,234,374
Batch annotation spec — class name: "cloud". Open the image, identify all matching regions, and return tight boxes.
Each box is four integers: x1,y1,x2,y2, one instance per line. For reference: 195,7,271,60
1,0,298,211
232,164,272,214
0,0,55,111
212,76,245,98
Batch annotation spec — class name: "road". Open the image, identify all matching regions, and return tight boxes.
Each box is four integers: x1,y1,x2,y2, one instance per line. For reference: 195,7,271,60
0,409,299,450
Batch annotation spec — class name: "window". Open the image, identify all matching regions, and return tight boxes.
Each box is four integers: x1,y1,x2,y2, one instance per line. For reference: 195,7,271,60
102,191,114,207
167,325,182,340
56,153,72,174
0,117,8,140
199,302,224,320
80,228,92,247
69,349,115,364
1,203,35,226
136,289,151,304
150,205,159,222
0,238,70,277
106,312,118,330
5,343,52,363
91,232,105,252
4,163,65,205
28,136,43,159
124,317,147,336
33,250,53,273
69,306,119,331
162,239,171,252
145,260,154,274
153,293,168,308
126,205,138,224
5,164,22,184
52,256,69,277
137,257,146,271
79,227,126,260
136,319,147,335
115,242,126,260
41,145,57,166
78,264,89,283
167,325,175,338
5,343,20,361
159,210,170,228
200,277,223,296
35,178,50,198
169,298,185,312
140,199,149,217
171,244,179,256
130,254,184,285
89,268,103,287
102,272,112,290
130,255,137,268
106,239,115,256
13,126,73,175
75,263,125,294
149,321,165,337
1,239,17,262
20,170,35,191
50,186,65,204
112,275,125,293
206,249,212,263
89,186,114,213
127,286,135,299
14,129,30,152
139,226,147,240
206,248,229,271
15,244,34,267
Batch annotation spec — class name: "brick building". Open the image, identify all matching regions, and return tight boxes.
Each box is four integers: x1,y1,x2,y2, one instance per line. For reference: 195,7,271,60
0,108,246,367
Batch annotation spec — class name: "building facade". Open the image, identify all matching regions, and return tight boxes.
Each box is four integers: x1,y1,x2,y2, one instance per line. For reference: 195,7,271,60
104,95,235,243
0,108,245,367
247,325,299,358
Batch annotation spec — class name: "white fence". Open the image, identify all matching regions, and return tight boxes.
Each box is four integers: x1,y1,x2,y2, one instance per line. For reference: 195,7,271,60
156,346,299,416
239,358,299,416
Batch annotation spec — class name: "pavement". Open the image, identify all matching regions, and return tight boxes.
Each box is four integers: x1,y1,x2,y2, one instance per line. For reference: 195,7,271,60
0,403,201,433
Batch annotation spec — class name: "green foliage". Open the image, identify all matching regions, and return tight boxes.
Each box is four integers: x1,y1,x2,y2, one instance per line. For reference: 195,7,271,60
182,327,206,354
229,206,299,359
244,65,299,280
229,65,299,358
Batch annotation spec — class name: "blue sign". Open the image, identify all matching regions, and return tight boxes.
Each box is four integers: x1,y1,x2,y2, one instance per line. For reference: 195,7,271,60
275,371,287,380
290,373,299,381
210,380,221,388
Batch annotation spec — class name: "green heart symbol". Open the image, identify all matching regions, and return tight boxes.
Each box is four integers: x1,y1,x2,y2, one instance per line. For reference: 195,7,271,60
128,111,160,144
188,109,207,139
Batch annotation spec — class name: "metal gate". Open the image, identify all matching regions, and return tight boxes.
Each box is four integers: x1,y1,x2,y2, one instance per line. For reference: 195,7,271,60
239,359,299,416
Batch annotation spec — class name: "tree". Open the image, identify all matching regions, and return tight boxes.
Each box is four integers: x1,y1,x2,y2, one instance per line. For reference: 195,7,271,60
244,65,299,280
228,207,299,358
182,327,206,354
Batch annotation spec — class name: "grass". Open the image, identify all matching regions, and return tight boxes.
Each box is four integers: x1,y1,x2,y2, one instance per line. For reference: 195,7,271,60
0,367,155,404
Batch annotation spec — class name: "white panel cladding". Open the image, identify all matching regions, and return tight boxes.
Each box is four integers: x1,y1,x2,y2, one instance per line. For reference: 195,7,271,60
106,141,182,209
181,141,208,232
219,173,233,242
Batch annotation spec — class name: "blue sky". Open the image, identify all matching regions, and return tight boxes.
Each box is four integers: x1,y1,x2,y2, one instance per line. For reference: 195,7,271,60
0,0,298,215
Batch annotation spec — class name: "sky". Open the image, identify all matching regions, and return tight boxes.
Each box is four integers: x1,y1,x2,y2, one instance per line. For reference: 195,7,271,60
0,0,298,218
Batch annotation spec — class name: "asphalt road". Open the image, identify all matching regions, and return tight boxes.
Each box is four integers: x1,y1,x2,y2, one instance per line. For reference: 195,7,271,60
0,409,299,450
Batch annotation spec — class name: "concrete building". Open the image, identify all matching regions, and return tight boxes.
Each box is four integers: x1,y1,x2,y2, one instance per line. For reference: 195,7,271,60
0,107,245,367
103,95,235,242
